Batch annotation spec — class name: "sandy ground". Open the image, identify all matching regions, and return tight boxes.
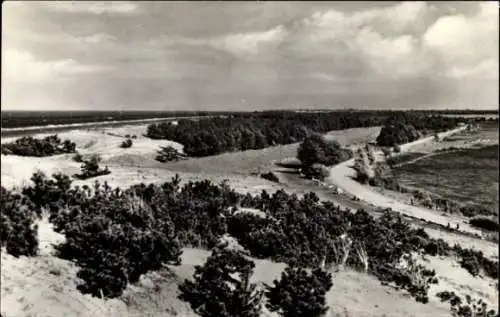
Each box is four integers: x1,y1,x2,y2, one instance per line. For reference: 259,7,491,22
1,123,498,317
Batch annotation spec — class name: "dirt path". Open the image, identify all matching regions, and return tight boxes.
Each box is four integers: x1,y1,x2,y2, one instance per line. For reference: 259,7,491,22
391,151,444,168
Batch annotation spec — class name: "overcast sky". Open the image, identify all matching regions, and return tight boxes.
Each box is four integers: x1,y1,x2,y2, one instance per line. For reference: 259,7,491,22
2,1,499,111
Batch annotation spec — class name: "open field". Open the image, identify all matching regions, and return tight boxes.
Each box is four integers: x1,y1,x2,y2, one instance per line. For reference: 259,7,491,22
408,123,499,153
393,145,499,213
1,123,498,317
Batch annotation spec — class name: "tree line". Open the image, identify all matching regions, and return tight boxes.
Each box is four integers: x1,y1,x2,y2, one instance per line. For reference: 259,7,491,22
145,111,391,157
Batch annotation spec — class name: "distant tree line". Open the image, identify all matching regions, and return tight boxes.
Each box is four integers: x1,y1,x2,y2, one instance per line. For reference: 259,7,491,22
146,111,466,157
146,111,393,157
376,114,463,147
1,135,76,157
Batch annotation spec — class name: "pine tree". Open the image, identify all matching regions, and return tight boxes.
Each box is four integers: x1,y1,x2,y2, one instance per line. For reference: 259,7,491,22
266,266,333,317
178,246,263,317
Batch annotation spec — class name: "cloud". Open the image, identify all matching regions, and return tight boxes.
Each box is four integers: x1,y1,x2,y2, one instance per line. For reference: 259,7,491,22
209,25,288,57
2,49,110,83
1,1,498,110
423,2,499,75
43,1,139,15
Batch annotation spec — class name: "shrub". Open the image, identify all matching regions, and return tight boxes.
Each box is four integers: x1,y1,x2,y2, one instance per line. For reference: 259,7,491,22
261,172,280,183
155,146,187,162
469,217,499,232
302,163,330,181
53,188,182,298
437,291,498,317
120,139,133,148
73,155,111,180
0,187,39,257
1,135,76,157
460,204,496,217
455,247,498,279
266,266,333,317
72,153,84,163
376,123,419,147
297,134,351,167
178,246,263,317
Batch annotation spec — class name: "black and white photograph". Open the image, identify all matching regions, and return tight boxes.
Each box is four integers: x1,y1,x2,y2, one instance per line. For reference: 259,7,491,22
1,1,499,317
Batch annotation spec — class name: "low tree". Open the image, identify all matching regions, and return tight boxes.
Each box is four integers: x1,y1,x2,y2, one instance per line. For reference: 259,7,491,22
266,266,333,317
120,139,133,148
73,154,110,180
155,146,187,162
354,148,374,183
178,246,264,317
297,134,350,167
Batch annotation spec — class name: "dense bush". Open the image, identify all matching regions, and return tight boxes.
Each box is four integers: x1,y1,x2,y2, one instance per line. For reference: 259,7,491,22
51,183,182,298
73,154,111,180
437,291,498,317
261,172,280,183
1,135,76,157
72,152,84,163
460,204,497,217
297,134,352,167
302,163,330,181
376,123,420,147
469,217,499,232
178,246,263,317
120,138,133,148
21,171,72,215
155,146,187,162
266,266,333,317
0,187,39,257
455,247,498,279
376,113,460,147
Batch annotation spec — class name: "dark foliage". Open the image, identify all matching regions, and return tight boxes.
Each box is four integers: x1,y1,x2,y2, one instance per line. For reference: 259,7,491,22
155,146,187,162
21,171,72,216
437,291,498,317
51,182,182,298
266,266,333,317
261,172,280,183
0,187,39,257
460,205,497,218
72,152,84,163
13,169,498,303
377,124,420,147
73,155,111,180
178,247,263,317
146,111,391,157
297,134,352,167
302,163,330,181
1,135,76,157
120,138,133,148
455,247,498,279
376,113,460,147
469,217,499,232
